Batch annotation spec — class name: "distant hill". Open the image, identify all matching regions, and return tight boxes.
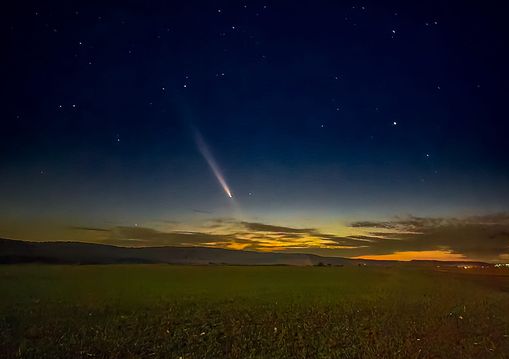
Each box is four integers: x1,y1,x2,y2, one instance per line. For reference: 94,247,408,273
0,238,490,267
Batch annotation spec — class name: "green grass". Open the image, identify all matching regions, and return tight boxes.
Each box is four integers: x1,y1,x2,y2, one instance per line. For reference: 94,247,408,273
1,265,509,358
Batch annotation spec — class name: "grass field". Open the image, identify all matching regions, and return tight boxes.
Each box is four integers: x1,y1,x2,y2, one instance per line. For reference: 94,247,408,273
1,265,509,358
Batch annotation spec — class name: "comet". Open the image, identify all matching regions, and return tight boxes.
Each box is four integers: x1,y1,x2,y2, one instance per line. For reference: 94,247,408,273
194,132,233,198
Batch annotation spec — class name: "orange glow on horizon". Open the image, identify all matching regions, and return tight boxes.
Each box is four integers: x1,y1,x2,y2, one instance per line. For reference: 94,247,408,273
354,250,467,261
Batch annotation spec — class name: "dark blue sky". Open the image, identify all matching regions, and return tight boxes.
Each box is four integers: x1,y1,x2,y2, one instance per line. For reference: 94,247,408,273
1,1,509,260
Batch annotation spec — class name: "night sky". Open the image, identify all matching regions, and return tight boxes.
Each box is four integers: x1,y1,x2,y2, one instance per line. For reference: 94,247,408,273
2,1,509,261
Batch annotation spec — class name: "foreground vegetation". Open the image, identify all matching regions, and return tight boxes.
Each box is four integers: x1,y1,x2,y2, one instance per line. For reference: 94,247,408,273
1,265,509,358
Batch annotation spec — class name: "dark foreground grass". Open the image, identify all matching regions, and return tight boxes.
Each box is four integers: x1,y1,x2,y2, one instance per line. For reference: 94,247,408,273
1,265,509,358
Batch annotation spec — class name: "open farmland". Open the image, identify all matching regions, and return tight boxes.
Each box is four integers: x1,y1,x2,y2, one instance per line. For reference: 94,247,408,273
1,265,509,359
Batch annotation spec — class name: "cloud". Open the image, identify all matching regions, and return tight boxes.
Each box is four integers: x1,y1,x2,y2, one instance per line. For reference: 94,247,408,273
349,221,396,229
351,214,509,230
240,221,317,234
191,209,213,214
74,221,361,252
69,226,111,232
345,213,509,261
63,213,509,261
108,226,236,247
